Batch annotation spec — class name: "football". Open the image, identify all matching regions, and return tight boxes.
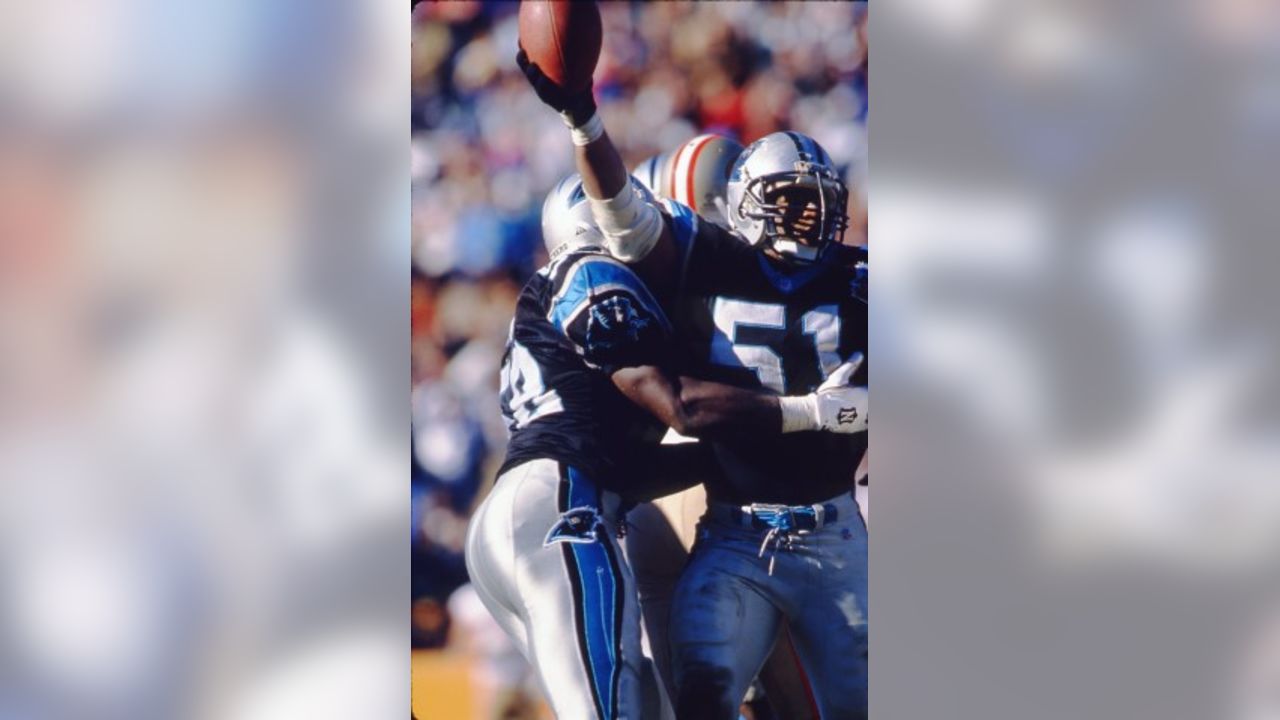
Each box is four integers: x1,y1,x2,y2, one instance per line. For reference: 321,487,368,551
518,0,602,92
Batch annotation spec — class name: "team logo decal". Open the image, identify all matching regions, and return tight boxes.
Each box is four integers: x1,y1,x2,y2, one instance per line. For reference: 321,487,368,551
585,295,656,356
838,406,860,425
730,141,759,183
544,506,606,546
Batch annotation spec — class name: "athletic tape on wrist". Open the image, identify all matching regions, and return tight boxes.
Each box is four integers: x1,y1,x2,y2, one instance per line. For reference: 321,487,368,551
778,395,819,434
566,112,604,146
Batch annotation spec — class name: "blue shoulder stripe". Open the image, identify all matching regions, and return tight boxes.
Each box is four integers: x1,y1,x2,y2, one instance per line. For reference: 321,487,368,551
661,198,699,250
548,256,670,334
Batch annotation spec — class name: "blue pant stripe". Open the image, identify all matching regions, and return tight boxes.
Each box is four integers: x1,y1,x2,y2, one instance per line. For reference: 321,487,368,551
562,465,622,719
566,465,599,508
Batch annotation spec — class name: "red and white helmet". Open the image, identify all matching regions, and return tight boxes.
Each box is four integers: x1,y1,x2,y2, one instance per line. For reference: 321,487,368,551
665,134,744,229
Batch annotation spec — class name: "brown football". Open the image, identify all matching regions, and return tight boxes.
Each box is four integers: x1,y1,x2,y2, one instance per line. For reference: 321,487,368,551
518,0,602,92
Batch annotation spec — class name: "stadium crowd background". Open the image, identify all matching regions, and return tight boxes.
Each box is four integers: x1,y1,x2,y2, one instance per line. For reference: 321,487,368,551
410,2,866,715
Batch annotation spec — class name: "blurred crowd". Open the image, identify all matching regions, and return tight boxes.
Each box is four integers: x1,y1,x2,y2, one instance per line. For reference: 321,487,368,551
409,0,868,652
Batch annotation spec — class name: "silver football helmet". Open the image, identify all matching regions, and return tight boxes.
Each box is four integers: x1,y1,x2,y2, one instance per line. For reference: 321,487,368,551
541,173,604,260
726,131,849,262
667,134,744,229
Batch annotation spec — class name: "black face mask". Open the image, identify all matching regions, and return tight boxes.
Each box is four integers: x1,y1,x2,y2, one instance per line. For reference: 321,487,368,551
764,183,836,247
738,166,851,263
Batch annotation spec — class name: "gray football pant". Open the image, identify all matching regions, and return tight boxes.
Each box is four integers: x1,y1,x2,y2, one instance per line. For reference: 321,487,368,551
669,491,869,720
464,458,670,719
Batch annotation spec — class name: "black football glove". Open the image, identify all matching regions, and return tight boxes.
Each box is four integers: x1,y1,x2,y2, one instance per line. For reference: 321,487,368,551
516,47,597,127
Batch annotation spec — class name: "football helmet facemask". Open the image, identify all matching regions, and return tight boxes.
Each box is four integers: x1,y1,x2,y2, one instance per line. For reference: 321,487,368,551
727,131,849,263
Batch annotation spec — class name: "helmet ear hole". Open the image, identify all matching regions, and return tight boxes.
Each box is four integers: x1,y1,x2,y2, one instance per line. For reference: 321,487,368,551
542,173,604,259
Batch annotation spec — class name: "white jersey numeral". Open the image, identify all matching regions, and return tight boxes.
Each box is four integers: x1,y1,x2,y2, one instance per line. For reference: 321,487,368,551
711,298,787,393
710,299,842,394
499,341,564,431
801,304,843,377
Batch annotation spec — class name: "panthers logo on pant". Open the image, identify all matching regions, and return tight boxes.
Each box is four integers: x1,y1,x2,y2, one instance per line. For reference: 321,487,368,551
544,506,607,546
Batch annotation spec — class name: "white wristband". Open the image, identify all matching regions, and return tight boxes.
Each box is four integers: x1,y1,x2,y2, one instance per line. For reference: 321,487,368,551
564,112,604,146
778,395,819,434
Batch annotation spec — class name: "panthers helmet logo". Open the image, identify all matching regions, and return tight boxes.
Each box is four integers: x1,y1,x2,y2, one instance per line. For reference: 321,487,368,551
544,507,605,546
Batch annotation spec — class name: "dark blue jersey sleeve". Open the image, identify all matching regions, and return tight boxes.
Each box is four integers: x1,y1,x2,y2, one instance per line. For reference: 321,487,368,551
660,198,758,298
548,255,673,375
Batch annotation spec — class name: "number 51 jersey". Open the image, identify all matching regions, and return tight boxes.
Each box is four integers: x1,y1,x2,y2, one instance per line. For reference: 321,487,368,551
666,202,868,506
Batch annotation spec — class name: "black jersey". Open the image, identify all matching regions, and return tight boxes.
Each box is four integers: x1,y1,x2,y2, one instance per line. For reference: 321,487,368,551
664,200,869,505
497,247,672,493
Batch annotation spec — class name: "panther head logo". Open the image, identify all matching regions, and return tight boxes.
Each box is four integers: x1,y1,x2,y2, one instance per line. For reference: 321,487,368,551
585,295,656,357
543,507,605,546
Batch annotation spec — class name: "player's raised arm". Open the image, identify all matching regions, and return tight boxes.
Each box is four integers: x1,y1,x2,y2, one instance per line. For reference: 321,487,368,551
515,5,678,280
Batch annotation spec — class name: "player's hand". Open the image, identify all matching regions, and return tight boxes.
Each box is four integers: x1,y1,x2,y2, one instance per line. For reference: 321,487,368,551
516,47,597,127
778,353,867,434
813,353,867,434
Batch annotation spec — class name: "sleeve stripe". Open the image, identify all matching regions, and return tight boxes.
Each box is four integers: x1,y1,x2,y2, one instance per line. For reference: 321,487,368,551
553,282,648,334
660,198,699,246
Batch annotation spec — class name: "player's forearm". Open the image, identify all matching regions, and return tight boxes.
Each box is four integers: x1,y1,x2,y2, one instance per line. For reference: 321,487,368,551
675,376,784,438
576,130,679,295
613,365,849,438
575,130,629,202
612,366,770,439
570,125,669,264
683,356,870,436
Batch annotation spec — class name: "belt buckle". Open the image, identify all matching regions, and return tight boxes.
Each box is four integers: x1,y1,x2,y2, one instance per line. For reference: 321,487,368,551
744,503,789,530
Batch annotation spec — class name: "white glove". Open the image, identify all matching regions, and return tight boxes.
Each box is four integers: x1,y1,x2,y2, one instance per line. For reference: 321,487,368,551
778,353,868,434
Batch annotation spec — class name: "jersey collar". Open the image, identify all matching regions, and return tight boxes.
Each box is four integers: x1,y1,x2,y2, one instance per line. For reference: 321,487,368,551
756,248,835,295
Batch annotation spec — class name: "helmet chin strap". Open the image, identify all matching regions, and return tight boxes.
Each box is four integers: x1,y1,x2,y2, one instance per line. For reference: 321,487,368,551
771,238,821,262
